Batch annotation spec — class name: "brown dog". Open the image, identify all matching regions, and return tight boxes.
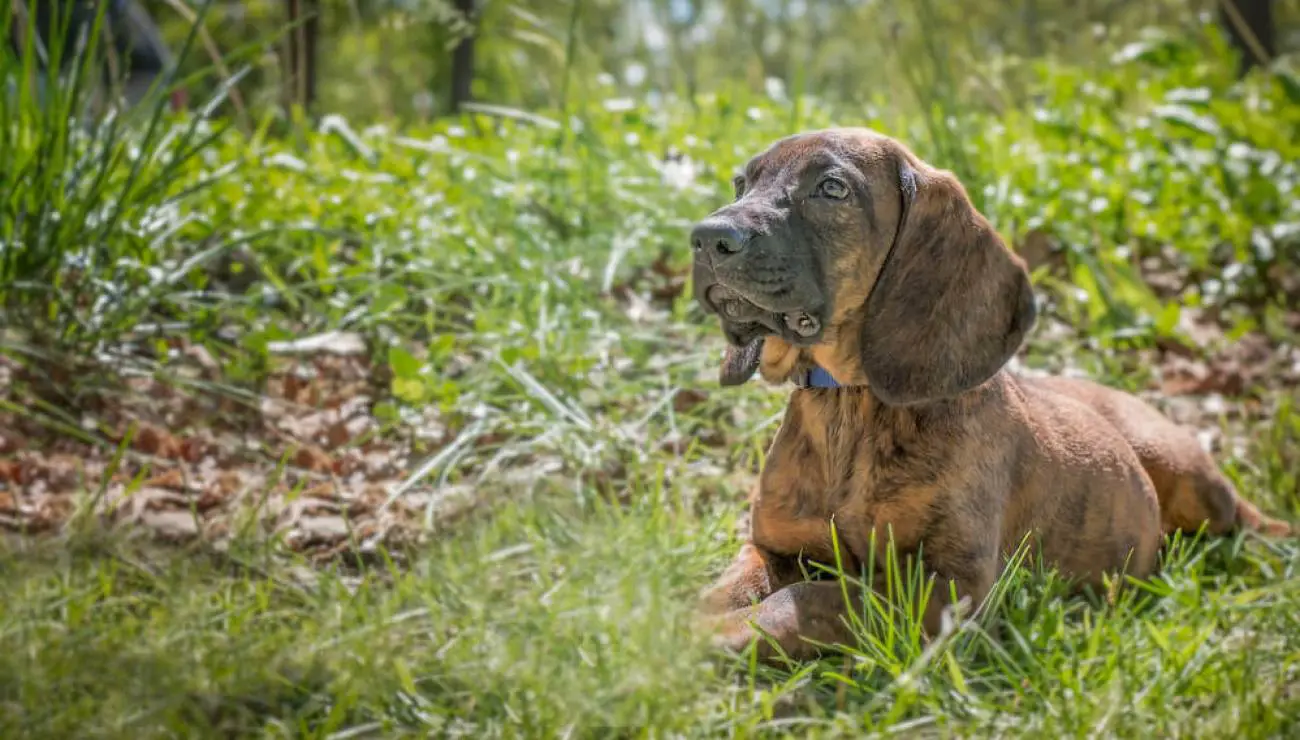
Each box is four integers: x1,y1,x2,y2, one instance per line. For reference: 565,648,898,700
689,128,1291,661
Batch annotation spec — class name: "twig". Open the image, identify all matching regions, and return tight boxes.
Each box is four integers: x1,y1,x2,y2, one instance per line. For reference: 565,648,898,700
157,0,251,132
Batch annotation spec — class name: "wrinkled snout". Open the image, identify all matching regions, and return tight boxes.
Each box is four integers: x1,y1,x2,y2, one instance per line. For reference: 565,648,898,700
689,206,826,347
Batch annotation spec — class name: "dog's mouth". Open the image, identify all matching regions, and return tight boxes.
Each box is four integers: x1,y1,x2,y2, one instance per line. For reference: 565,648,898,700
704,284,823,386
704,285,823,346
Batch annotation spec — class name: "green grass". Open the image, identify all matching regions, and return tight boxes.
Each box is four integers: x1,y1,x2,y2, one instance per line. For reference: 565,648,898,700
4,455,1300,737
3,13,1300,740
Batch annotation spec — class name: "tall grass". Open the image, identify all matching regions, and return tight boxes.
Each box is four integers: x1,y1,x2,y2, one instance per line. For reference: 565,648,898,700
0,0,237,364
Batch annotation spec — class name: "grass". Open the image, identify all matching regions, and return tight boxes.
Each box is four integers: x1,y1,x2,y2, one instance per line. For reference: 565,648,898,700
3,10,1300,739
4,455,1300,737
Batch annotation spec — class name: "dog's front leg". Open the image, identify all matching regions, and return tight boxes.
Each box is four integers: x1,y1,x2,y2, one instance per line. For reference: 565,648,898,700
712,580,862,662
712,549,998,662
697,542,803,615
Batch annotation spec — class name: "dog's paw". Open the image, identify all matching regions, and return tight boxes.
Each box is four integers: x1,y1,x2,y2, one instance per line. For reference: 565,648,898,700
712,623,760,655
695,585,735,617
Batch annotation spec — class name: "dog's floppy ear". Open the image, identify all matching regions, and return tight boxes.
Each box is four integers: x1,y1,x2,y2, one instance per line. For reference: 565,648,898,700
859,157,1036,406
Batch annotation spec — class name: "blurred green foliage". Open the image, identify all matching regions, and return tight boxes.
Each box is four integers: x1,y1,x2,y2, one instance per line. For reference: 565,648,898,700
139,1,1300,121
8,4,1299,381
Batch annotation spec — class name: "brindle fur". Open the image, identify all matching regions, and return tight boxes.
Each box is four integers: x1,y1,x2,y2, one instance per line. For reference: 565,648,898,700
690,128,1291,662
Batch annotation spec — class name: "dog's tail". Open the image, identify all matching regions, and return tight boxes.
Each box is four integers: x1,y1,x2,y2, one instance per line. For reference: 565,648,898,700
1236,497,1293,537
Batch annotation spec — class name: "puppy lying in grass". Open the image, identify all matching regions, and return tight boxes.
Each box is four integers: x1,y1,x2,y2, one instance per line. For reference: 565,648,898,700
690,128,1291,662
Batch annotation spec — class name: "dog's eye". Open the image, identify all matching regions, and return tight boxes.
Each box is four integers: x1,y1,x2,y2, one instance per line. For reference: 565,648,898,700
816,177,849,200
732,176,746,200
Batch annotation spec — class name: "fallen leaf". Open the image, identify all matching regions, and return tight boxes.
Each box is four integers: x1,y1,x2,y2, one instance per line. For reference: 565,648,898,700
282,372,307,403
141,509,200,540
325,419,355,449
180,435,212,463
132,423,184,459
144,469,187,491
268,331,368,356
301,482,338,500
672,388,709,413
293,444,334,473
194,489,226,513
213,471,243,497
297,515,349,540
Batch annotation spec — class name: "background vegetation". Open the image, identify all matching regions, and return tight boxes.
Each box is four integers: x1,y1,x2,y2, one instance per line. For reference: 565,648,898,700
2,0,1300,736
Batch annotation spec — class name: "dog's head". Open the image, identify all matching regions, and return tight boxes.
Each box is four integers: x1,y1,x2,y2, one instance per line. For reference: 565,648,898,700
690,128,1036,406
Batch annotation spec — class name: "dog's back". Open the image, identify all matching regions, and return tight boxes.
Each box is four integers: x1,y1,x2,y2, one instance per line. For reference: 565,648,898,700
1023,375,1290,537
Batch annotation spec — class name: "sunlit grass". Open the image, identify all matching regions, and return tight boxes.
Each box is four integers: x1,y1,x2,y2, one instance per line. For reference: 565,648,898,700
3,436,1299,737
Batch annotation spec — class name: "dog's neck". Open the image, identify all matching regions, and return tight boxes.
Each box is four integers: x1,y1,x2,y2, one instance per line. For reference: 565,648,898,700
758,330,871,389
794,364,847,389
787,374,997,481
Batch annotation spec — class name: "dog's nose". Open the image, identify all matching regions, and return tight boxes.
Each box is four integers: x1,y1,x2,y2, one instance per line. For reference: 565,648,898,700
691,220,748,257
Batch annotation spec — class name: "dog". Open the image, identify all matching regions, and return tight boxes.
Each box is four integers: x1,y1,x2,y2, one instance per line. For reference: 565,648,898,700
689,128,1291,662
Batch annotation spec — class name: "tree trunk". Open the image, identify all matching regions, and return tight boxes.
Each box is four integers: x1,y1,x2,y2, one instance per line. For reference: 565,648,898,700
450,0,475,112
284,0,320,111
1218,0,1275,76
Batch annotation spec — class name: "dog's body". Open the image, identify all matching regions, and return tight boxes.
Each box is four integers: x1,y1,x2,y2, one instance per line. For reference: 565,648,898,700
689,128,1289,661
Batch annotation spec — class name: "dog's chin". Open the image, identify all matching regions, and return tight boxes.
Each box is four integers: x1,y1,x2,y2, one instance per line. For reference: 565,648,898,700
720,314,823,349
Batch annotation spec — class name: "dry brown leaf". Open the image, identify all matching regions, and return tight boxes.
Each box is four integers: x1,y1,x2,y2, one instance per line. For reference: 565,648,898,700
132,423,184,459
194,488,227,513
326,420,354,450
301,482,338,500
144,468,187,491
180,435,212,463
293,444,334,473
672,388,709,413
213,470,243,496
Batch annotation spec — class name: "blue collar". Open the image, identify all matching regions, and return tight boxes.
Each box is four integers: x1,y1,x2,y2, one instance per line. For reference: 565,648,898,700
796,365,843,389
